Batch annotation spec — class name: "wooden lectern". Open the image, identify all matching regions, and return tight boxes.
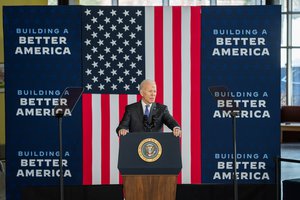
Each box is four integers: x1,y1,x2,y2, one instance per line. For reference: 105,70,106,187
118,132,182,200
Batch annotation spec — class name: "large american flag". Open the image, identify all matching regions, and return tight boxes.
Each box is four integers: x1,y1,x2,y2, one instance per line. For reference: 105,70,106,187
82,6,201,184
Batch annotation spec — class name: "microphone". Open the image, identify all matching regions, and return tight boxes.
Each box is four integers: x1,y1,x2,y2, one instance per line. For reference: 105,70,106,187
151,115,157,128
143,115,151,132
143,106,157,132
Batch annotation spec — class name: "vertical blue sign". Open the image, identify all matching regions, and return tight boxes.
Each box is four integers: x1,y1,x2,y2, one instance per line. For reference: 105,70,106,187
4,6,82,200
201,6,281,184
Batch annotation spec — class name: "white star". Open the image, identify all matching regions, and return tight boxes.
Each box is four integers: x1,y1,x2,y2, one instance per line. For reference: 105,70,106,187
123,69,130,76
129,47,136,54
130,62,136,68
98,54,104,61
98,84,105,90
129,17,136,24
117,47,123,54
136,55,142,61
91,32,98,38
136,69,143,76
123,10,129,17
110,9,117,16
97,39,104,46
130,77,136,83
85,54,92,60
85,68,92,75
124,84,130,91
85,24,91,31
111,84,117,90
123,54,130,61
104,61,111,68
111,54,117,61
117,76,124,83
117,62,124,68
136,25,142,31
136,40,142,46
117,17,123,24
98,24,104,31
105,76,111,83
117,32,123,39
136,10,142,16
85,83,92,90
92,76,98,82
85,9,91,16
110,40,117,46
98,69,105,75
129,32,136,39
104,47,110,53
84,39,91,46
123,40,129,46
98,9,104,16
123,25,129,31
91,17,97,23
110,24,117,31
104,17,110,24
92,61,98,68
104,32,110,38
91,46,98,53
111,69,117,76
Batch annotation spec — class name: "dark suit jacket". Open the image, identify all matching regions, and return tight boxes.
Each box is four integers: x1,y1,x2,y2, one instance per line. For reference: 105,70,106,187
116,101,180,133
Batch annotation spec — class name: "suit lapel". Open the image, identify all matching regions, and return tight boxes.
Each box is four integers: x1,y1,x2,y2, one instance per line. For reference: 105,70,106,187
149,103,157,124
136,101,144,122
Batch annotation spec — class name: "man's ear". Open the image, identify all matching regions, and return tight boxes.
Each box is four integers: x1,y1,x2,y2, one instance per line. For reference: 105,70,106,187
140,90,143,96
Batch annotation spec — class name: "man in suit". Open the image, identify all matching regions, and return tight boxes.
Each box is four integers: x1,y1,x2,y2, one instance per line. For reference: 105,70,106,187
116,79,182,137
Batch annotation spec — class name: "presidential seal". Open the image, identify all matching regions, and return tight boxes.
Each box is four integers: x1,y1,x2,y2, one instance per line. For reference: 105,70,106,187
138,138,162,162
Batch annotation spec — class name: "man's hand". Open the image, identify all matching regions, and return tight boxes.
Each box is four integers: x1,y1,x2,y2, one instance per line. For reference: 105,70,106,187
118,129,129,136
173,127,182,137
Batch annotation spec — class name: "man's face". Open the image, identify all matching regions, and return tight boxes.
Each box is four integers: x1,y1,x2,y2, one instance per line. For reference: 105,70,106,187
140,82,157,104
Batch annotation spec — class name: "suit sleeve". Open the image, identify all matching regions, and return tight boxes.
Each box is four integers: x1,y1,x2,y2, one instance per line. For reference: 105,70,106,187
116,106,131,134
162,106,180,130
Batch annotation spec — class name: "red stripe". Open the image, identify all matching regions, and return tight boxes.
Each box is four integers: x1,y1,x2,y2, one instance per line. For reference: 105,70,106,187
82,94,92,185
119,94,128,123
137,94,142,102
101,94,110,184
172,6,182,184
118,94,128,184
190,6,201,184
154,6,164,104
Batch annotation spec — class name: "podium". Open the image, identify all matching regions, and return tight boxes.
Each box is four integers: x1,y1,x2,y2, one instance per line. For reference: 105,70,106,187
118,132,182,200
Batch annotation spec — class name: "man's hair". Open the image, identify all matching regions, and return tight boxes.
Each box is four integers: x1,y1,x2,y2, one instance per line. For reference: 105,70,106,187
139,79,156,91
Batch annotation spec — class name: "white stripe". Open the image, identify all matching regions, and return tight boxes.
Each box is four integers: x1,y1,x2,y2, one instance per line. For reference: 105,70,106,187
128,95,137,104
181,7,191,184
163,7,173,131
145,7,155,80
92,94,101,184
110,95,119,184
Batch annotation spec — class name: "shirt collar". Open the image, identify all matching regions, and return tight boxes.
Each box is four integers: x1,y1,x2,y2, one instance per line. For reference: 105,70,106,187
141,100,152,111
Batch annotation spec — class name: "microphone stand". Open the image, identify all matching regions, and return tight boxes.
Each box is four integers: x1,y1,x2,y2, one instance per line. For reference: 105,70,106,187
231,111,239,200
56,110,64,200
208,86,239,200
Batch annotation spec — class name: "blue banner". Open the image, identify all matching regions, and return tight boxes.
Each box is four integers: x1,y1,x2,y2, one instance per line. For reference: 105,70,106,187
3,5,282,200
201,6,281,184
4,6,82,200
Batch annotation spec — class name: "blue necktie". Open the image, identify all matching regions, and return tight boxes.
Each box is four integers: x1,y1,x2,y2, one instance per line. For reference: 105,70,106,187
145,105,150,118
